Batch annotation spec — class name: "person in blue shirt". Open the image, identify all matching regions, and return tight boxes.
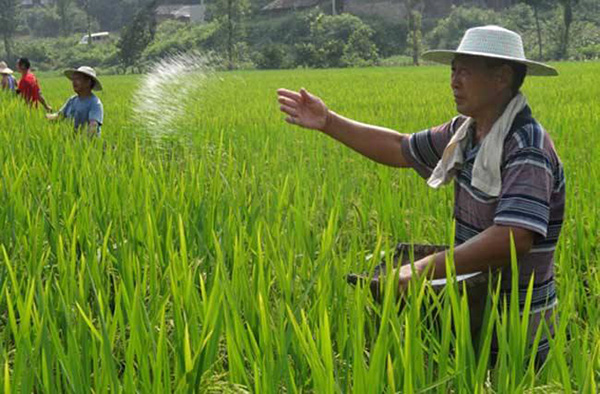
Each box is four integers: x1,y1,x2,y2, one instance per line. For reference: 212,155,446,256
47,66,104,136
0,61,17,92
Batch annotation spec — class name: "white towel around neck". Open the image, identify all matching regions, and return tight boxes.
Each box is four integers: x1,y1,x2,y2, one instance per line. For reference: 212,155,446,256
427,93,528,197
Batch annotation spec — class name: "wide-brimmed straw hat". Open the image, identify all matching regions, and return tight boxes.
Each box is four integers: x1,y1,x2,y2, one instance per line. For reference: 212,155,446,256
0,61,13,75
422,25,558,76
64,66,103,91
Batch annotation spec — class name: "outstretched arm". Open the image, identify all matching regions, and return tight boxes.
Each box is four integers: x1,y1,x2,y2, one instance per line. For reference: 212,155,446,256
39,93,52,112
278,88,413,168
398,225,535,284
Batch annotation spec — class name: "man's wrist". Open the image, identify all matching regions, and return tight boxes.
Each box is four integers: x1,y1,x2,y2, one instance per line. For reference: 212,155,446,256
320,110,335,134
415,253,443,278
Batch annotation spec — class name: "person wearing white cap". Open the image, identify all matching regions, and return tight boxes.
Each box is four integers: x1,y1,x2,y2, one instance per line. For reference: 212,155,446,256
47,66,104,137
0,61,17,92
277,25,564,365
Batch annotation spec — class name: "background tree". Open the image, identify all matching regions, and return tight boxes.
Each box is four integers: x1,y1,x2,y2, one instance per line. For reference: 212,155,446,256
331,0,345,15
76,0,94,46
211,0,250,70
117,0,159,72
297,13,378,68
558,0,579,59
0,0,19,63
520,0,547,59
55,0,72,36
405,0,424,66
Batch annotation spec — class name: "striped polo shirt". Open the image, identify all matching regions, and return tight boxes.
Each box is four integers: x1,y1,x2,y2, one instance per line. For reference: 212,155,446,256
401,105,565,356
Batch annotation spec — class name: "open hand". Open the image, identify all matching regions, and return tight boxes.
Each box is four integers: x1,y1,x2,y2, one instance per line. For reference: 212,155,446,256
397,264,413,289
277,88,329,131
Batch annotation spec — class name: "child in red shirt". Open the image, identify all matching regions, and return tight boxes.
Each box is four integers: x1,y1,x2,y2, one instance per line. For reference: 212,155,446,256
16,57,52,111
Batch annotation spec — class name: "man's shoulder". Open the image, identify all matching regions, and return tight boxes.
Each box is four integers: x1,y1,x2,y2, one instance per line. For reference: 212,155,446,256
89,94,103,106
503,109,563,174
505,110,549,152
64,94,78,105
429,115,468,136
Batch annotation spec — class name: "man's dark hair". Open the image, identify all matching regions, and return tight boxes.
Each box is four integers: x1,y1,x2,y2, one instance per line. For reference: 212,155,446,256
17,57,31,70
484,58,527,96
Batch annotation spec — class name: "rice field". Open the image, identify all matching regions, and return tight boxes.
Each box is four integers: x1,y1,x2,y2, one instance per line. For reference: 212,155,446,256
0,62,598,393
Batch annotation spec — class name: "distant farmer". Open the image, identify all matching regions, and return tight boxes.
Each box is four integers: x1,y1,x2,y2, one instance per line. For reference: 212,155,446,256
46,66,104,137
277,26,564,364
15,57,52,111
0,61,17,91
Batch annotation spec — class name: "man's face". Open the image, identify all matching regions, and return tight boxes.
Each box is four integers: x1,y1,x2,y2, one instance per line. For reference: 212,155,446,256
450,55,505,117
71,72,92,94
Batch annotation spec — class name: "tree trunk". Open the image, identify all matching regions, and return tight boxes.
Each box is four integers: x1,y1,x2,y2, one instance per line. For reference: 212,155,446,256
533,3,543,59
561,1,573,59
86,0,92,47
3,34,13,64
57,0,70,36
408,9,421,66
227,0,233,70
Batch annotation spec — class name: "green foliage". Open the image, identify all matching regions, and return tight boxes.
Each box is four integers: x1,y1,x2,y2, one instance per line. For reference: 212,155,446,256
117,0,158,71
143,20,221,62
13,40,52,65
569,20,600,59
209,0,251,69
3,35,119,72
6,0,600,70
59,43,119,69
426,6,501,50
254,42,294,69
246,10,312,47
54,0,72,36
0,0,19,62
361,16,408,58
16,2,97,38
19,7,62,38
341,24,379,67
298,13,379,68
425,3,600,60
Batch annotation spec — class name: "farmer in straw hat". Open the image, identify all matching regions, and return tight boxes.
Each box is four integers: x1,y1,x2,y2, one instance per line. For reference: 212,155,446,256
0,61,17,92
47,66,104,137
277,25,564,364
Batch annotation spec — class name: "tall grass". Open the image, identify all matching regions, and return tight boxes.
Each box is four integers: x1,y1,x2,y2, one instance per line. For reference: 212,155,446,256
0,62,598,392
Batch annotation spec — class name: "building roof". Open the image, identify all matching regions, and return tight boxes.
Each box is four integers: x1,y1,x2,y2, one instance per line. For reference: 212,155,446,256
155,5,188,15
262,0,323,11
155,4,205,21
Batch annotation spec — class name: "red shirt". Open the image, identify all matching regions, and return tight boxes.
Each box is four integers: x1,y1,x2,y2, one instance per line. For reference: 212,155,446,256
18,71,41,105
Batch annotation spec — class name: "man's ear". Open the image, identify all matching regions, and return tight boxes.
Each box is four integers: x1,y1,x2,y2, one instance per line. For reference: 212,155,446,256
497,64,513,92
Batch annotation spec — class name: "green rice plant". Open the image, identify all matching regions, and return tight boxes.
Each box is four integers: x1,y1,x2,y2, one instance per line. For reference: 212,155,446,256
0,62,598,392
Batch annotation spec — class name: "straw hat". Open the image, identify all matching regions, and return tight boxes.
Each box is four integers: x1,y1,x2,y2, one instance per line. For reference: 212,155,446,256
0,61,13,75
64,66,103,91
422,25,558,76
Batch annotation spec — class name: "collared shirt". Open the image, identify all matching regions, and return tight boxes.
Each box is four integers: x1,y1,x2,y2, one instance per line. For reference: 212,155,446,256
59,94,104,135
1,74,16,91
401,106,565,355
17,71,41,105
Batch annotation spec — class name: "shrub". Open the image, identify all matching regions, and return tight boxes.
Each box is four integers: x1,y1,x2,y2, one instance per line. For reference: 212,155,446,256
254,43,292,69
301,13,379,68
426,6,501,50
